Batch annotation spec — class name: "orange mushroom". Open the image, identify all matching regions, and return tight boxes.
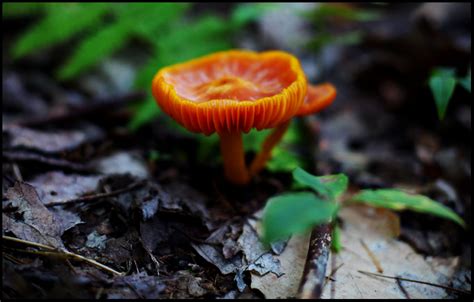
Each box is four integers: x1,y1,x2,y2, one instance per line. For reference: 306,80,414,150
151,50,336,185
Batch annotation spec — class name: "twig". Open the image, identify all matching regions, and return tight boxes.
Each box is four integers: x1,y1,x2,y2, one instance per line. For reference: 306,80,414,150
3,150,92,172
12,163,23,181
2,252,25,264
3,235,56,251
396,277,411,299
45,180,147,207
358,270,471,296
360,239,383,273
2,235,124,276
297,116,333,299
298,224,332,299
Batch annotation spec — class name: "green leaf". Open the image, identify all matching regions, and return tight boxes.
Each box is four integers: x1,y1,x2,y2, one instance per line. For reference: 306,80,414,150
113,3,190,39
58,20,132,80
12,3,108,58
307,4,380,24
2,2,45,17
331,222,342,253
459,69,471,93
262,192,339,244
266,148,304,173
429,68,457,120
292,167,348,200
350,189,466,227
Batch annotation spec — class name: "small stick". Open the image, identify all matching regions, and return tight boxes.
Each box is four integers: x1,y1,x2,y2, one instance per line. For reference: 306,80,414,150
396,277,411,299
298,116,333,299
45,180,146,207
360,239,383,273
3,235,56,251
12,163,23,181
298,224,332,299
358,270,471,296
3,150,92,172
2,235,124,276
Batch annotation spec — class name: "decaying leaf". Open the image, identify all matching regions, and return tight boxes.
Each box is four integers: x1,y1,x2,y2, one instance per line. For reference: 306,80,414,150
107,272,166,299
3,182,66,249
241,214,311,298
250,232,311,299
320,205,461,299
3,124,104,154
94,152,150,179
191,224,243,275
29,171,103,205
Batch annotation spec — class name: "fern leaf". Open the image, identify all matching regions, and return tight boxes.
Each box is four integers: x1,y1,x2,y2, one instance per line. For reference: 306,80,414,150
57,21,132,80
2,3,46,18
12,3,108,59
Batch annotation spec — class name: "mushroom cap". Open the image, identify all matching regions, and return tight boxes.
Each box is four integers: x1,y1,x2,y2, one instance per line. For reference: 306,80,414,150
152,50,307,135
296,83,336,116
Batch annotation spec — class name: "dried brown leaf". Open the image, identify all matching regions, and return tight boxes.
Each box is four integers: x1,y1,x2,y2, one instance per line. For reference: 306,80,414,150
3,181,65,249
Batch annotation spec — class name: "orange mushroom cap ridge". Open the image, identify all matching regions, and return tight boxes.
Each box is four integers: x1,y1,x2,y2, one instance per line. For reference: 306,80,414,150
296,82,337,117
152,50,308,135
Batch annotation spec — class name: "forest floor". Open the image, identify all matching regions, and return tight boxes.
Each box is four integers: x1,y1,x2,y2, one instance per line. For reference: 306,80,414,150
2,3,471,299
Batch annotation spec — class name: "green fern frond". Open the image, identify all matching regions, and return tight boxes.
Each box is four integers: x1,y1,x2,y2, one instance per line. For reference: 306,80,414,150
58,21,132,80
12,3,108,59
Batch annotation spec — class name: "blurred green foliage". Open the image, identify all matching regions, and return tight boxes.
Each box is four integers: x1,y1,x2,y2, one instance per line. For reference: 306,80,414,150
304,3,380,52
4,3,274,125
429,67,471,120
4,3,309,173
244,121,306,173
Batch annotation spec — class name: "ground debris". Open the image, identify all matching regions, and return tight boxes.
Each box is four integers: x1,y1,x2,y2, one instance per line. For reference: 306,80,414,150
29,171,103,206
94,152,149,179
191,223,243,275
3,181,66,249
106,272,166,299
320,205,465,299
3,124,104,154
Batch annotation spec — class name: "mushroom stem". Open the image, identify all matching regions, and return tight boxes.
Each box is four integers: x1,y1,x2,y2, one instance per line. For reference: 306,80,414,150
219,131,250,185
249,120,291,177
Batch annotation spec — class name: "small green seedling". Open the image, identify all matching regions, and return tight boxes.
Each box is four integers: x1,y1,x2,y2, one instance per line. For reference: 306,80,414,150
261,167,466,251
429,67,471,120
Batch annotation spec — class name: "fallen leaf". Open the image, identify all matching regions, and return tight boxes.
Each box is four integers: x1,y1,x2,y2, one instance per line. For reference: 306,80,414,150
3,124,104,154
49,207,83,233
241,213,311,298
191,224,243,275
94,152,149,179
3,181,65,249
29,171,103,205
250,232,311,299
320,205,461,299
107,272,166,299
